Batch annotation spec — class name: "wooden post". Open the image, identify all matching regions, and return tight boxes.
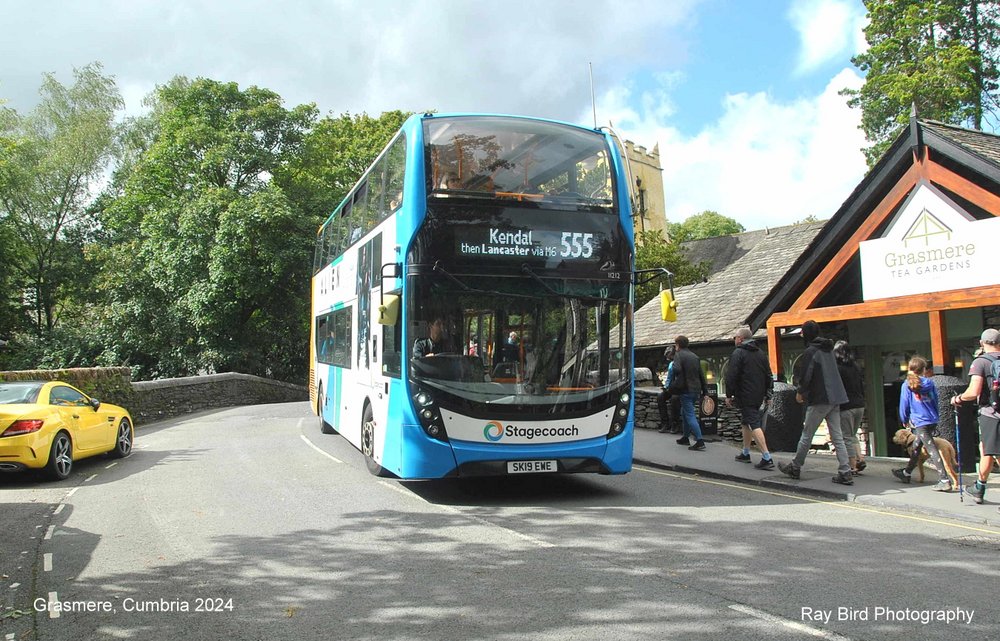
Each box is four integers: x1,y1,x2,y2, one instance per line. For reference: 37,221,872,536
928,310,948,375
767,323,783,381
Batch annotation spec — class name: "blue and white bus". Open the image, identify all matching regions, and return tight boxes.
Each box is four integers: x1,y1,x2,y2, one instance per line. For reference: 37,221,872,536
310,113,648,478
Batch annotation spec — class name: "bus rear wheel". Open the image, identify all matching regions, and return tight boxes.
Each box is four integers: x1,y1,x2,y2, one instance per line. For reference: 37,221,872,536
318,388,334,434
361,405,387,476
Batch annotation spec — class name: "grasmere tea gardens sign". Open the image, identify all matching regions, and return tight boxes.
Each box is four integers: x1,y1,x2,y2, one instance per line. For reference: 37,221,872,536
859,182,1000,301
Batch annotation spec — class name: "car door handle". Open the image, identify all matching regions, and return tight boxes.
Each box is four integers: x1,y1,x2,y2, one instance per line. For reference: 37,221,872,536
72,415,80,419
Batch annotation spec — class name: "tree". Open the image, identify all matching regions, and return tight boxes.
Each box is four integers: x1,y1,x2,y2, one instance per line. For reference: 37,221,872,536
843,0,1000,166
0,63,122,337
667,210,745,243
95,78,318,381
634,230,710,309
275,110,411,221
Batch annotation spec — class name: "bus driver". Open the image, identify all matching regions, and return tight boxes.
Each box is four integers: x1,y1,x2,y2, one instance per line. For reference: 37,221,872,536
413,316,451,358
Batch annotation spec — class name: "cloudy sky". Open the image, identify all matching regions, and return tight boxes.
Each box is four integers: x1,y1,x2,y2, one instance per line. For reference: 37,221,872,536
1,0,871,231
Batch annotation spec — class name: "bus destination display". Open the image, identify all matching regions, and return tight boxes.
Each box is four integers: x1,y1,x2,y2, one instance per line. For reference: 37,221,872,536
456,227,604,261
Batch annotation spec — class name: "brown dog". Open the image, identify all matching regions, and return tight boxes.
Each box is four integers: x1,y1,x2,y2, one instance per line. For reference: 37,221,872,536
892,428,960,486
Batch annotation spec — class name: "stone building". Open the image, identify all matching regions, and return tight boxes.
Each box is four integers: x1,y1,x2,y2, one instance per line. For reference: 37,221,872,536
621,140,667,238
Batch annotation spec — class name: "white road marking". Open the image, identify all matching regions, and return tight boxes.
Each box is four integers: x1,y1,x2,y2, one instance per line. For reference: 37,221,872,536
65,487,79,498
729,604,854,641
44,526,54,540
43,553,52,572
7,632,17,640
299,434,343,464
53,504,65,515
9,583,20,589
296,418,304,429
48,591,60,618
85,474,97,482
105,461,118,469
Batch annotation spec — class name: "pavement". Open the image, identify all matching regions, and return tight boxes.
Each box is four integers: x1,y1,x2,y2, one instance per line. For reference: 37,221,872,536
633,427,1000,528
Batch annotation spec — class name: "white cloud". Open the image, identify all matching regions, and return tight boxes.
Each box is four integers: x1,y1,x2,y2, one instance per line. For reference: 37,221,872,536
603,69,868,231
789,0,868,75
0,0,701,124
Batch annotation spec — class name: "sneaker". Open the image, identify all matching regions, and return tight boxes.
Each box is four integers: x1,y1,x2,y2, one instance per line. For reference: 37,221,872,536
932,479,953,492
968,482,986,504
855,460,867,473
675,436,690,446
754,458,775,470
688,440,706,451
892,468,911,484
832,472,854,486
735,452,752,463
778,461,800,479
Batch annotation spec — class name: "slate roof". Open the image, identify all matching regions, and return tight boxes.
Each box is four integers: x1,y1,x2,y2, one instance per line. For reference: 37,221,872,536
634,221,825,349
922,120,1000,167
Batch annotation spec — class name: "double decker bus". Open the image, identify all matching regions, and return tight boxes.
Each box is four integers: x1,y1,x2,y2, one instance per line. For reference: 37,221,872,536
310,113,655,478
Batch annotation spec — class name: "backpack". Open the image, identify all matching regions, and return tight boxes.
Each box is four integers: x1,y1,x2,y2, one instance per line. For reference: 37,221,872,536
979,353,1000,412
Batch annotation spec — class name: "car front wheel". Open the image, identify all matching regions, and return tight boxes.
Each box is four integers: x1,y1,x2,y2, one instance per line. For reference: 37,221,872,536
112,418,133,458
45,432,73,481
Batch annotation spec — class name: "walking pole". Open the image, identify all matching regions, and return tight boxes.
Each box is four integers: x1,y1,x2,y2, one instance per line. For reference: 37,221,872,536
955,404,964,503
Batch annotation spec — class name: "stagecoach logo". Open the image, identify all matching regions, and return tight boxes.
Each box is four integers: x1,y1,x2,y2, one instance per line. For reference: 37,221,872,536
482,420,581,442
484,421,505,442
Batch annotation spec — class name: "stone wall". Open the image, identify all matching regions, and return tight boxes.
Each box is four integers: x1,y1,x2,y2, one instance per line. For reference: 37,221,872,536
132,373,308,423
0,367,308,425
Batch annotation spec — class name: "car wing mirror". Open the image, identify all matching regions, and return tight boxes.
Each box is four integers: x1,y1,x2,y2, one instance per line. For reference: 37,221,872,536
89,398,101,411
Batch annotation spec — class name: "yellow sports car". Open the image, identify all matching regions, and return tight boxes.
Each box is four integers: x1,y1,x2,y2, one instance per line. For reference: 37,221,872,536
0,381,134,480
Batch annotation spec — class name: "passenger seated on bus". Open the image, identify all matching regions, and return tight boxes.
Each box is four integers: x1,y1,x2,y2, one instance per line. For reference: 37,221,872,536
412,316,452,358
440,172,462,190
500,331,520,363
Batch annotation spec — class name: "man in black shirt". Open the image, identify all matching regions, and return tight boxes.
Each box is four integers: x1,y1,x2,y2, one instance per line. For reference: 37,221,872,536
413,317,449,358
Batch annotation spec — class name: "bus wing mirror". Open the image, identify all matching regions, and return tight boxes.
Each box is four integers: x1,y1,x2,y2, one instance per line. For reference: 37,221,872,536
378,294,400,326
660,289,677,322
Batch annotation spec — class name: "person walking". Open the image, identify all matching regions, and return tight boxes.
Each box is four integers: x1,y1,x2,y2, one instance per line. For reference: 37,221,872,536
671,335,709,451
725,326,775,470
894,355,951,491
778,320,855,485
951,328,1000,505
834,340,867,474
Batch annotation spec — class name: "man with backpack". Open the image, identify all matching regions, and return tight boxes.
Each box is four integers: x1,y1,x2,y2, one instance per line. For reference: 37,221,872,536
951,328,1000,505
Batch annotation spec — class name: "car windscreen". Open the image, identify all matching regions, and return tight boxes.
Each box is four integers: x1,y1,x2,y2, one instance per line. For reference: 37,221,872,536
0,382,43,405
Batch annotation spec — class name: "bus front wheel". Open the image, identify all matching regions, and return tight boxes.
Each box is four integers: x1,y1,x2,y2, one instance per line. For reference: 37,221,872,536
361,404,387,476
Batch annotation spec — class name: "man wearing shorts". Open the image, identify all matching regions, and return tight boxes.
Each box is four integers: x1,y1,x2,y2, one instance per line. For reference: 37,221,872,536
951,328,1000,505
725,327,775,469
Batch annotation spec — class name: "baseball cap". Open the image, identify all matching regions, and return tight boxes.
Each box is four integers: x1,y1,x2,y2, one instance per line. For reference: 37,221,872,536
981,328,1000,345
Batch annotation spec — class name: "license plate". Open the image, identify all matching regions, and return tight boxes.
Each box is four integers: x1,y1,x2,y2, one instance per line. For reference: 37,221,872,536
507,460,557,474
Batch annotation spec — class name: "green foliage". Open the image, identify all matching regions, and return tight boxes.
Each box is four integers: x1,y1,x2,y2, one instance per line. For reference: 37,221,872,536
667,210,745,243
94,77,318,382
275,110,411,221
844,0,1000,166
634,230,710,309
0,62,122,337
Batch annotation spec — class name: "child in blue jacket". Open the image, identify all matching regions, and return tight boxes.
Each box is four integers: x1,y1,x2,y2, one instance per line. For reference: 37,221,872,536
894,356,951,491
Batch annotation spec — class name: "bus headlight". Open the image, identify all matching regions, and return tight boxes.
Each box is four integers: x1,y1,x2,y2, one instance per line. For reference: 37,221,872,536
413,387,449,442
607,384,632,439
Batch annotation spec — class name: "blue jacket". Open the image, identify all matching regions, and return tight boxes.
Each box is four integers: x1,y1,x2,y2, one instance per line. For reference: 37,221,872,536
898,376,939,428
